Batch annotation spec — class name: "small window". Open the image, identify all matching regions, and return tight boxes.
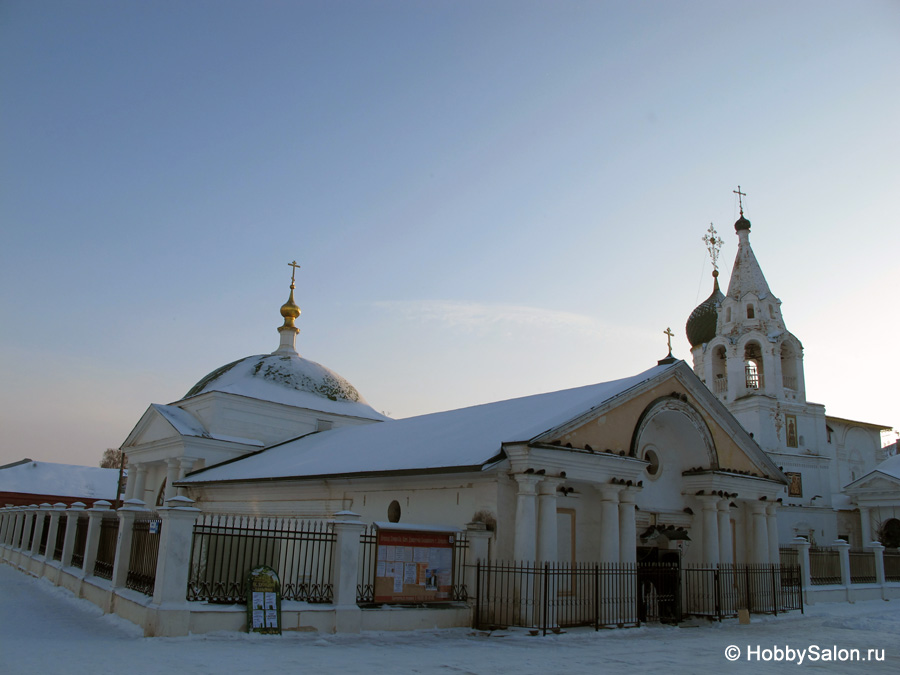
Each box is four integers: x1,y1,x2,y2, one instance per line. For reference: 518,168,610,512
388,500,401,523
746,304,755,319
643,447,661,479
769,304,775,319
726,307,732,323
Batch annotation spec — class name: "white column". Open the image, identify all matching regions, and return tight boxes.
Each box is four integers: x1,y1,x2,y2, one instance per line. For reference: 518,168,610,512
132,464,148,503
766,503,780,564
513,475,541,563
176,458,196,497
859,506,872,547
618,489,638,564
465,521,493,601
749,502,769,564
537,478,562,563
124,461,136,500
597,485,622,564
834,539,852,601
870,542,886,599
792,537,812,605
698,496,720,565
164,458,180,503
717,499,733,565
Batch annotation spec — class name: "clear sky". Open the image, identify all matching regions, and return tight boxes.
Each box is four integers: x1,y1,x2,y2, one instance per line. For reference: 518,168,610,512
1,1,898,467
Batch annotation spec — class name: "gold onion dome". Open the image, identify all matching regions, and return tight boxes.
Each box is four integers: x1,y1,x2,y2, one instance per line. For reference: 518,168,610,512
685,270,724,348
280,284,301,329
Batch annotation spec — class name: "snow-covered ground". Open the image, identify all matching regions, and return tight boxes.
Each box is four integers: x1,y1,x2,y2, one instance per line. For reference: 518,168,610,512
2,563,897,674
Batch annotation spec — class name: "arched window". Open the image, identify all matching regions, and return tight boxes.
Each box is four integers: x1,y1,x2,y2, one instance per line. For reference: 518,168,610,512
746,304,755,319
744,342,764,390
712,345,728,394
781,341,799,390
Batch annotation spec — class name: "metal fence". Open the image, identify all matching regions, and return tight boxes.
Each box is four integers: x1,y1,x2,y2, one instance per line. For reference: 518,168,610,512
849,549,876,584
93,517,120,580
70,516,90,569
127,516,162,596
809,547,841,585
52,514,67,561
187,514,335,604
37,514,51,556
884,551,900,582
356,526,469,604
682,564,802,619
473,561,801,633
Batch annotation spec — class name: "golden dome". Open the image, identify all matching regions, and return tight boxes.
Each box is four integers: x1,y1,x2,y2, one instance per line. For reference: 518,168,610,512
280,284,301,329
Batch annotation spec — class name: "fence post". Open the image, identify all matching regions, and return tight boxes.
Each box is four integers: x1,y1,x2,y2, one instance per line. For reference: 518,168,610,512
146,496,201,637
331,510,366,633
81,501,112,579
465,521,491,608
112,499,148,589
834,539,852,603
19,506,36,552
791,537,812,605
60,502,86,568
30,504,51,558
0,507,11,548
869,541,886,600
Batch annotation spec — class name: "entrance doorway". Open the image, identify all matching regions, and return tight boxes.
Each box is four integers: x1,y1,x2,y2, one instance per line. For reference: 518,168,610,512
636,546,681,623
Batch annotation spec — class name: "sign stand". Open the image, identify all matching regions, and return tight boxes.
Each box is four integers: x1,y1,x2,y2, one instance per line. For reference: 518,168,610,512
246,565,281,634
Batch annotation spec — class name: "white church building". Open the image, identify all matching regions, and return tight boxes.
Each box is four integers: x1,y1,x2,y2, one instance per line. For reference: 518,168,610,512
685,210,896,550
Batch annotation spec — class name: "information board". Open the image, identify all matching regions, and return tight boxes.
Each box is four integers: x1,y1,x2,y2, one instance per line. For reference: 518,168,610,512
374,526,456,603
246,565,281,634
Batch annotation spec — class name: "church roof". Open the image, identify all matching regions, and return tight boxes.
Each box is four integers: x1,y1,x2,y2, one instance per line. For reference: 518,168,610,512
0,460,120,501
182,353,388,422
725,218,773,301
685,273,724,347
181,363,681,484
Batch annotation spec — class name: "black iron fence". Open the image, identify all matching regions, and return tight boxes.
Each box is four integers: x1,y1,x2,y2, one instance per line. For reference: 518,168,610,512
53,514,67,561
356,526,469,604
849,549,876,584
884,551,900,582
187,514,335,604
37,514,50,556
93,517,120,580
682,564,802,619
472,561,801,633
127,516,162,596
809,547,841,585
70,516,89,569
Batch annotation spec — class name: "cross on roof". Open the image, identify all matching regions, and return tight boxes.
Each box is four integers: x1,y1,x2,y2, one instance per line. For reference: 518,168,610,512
664,327,674,356
733,185,747,216
702,223,724,272
288,260,301,285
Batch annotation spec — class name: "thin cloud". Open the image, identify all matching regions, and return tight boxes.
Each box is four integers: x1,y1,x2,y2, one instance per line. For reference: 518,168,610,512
374,300,608,338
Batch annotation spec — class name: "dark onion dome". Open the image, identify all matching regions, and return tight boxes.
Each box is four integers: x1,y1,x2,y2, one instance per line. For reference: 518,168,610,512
685,271,724,347
734,214,751,231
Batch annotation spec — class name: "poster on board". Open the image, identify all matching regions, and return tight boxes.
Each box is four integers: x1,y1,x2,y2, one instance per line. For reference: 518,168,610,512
373,524,457,603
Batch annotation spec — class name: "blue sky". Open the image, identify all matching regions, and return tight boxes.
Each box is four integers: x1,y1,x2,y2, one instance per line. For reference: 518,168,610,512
1,1,898,466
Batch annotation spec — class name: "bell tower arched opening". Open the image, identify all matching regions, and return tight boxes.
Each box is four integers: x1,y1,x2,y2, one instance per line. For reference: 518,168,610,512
744,341,764,391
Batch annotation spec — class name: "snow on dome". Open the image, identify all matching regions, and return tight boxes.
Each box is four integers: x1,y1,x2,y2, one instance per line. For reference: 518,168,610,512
183,352,387,420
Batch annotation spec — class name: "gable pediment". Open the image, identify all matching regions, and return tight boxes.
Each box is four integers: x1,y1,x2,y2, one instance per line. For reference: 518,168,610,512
122,404,207,448
531,363,785,483
844,472,900,494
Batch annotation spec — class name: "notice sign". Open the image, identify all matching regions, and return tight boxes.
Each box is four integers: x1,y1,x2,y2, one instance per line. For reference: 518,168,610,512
374,527,455,603
246,566,281,635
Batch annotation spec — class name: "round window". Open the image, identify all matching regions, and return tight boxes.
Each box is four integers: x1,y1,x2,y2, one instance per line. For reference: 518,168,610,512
644,448,661,478
387,500,401,523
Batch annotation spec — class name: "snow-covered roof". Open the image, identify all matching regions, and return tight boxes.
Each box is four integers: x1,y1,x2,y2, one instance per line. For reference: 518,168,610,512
180,353,388,422
0,460,120,501
182,363,677,484
150,404,265,447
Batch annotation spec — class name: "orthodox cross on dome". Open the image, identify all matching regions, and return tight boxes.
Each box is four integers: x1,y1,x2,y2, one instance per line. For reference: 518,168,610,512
288,260,301,287
658,326,677,365
702,223,724,273
733,185,747,216
664,327,674,356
